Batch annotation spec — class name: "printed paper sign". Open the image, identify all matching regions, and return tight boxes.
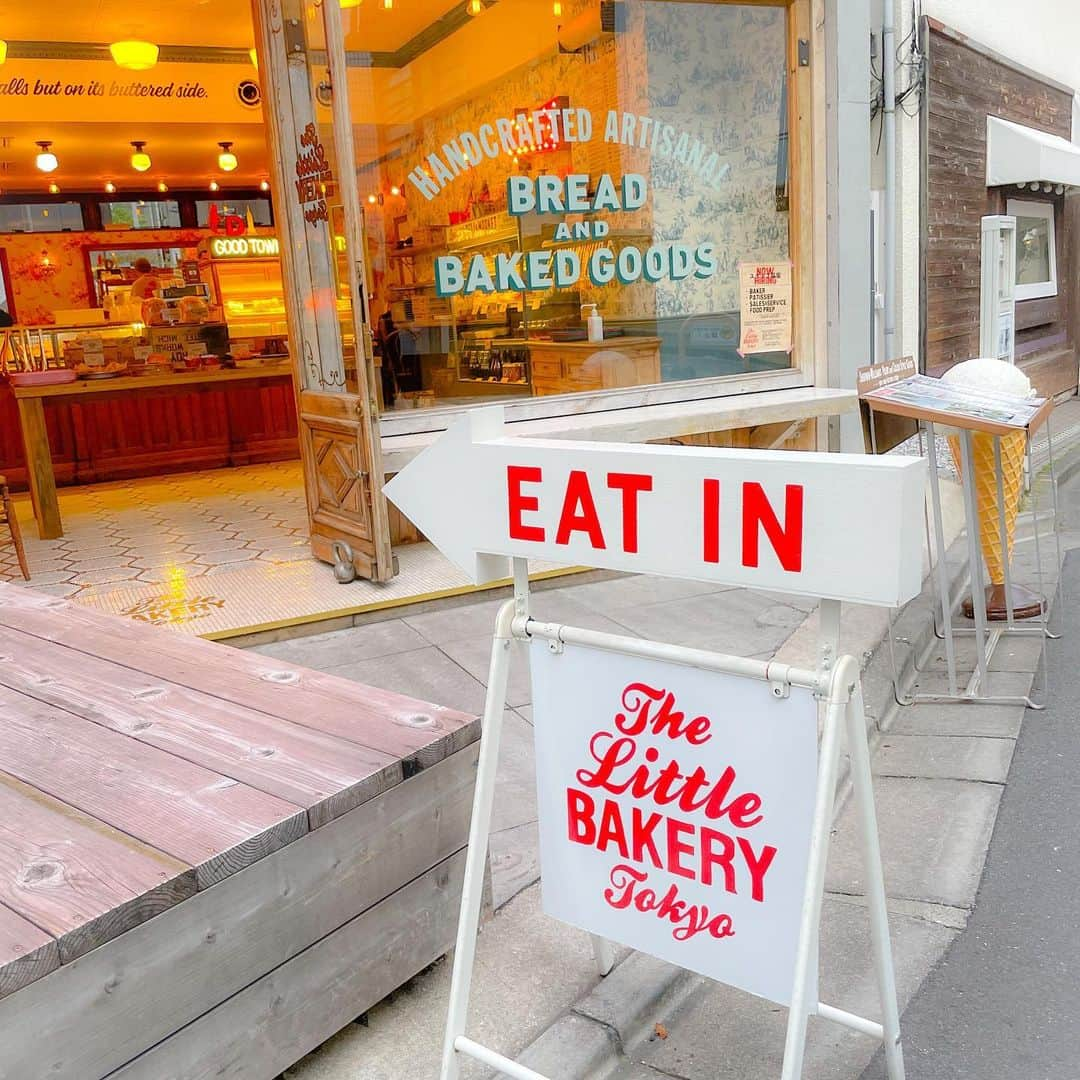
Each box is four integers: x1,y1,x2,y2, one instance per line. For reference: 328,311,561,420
738,261,793,356
531,641,818,1006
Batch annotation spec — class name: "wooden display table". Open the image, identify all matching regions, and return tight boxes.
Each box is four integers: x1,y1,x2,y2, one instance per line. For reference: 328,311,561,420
528,336,662,396
12,362,294,539
0,583,478,1078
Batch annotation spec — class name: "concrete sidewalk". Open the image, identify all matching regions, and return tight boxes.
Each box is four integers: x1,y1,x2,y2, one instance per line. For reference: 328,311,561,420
238,423,1076,1080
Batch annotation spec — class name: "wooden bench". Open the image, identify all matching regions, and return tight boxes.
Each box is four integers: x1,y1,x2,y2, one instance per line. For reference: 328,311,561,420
0,583,479,1079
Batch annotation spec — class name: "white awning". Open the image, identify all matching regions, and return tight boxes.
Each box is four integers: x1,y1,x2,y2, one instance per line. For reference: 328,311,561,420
986,115,1080,188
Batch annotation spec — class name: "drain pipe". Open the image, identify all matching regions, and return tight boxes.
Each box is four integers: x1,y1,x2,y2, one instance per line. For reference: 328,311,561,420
882,0,897,363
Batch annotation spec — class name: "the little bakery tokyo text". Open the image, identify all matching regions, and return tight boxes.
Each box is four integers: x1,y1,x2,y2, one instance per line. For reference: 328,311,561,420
568,683,778,943
506,465,804,571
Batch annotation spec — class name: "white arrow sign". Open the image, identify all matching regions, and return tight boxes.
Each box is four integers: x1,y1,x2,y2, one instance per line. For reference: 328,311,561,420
384,407,927,606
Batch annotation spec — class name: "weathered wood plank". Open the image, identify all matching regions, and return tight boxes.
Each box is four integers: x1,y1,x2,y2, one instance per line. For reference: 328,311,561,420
0,745,477,1077
0,901,60,1000
108,849,467,1080
0,586,479,769
0,684,307,890
0,770,194,965
0,624,402,829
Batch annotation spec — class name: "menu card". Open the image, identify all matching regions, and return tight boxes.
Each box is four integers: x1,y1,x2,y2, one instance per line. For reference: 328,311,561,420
864,374,1045,430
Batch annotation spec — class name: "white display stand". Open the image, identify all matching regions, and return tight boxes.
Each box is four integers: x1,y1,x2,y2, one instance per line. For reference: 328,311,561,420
382,407,926,1080
862,380,1061,708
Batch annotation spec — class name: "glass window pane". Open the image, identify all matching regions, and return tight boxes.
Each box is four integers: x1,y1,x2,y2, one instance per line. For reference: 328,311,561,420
339,0,792,413
99,200,182,230
195,199,273,227
0,202,84,233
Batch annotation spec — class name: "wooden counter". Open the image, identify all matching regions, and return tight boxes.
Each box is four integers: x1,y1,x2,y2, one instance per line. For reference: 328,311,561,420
528,336,662,396
9,362,297,539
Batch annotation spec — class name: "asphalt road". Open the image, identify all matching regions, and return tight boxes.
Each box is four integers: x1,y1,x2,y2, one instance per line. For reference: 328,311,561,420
862,549,1080,1079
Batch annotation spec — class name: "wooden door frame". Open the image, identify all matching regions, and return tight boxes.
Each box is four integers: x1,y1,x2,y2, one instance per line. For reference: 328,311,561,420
252,0,394,582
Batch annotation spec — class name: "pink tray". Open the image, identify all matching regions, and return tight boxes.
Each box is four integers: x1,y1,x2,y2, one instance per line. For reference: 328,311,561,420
9,369,78,388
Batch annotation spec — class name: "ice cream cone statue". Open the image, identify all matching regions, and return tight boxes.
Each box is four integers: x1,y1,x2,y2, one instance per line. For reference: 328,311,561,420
942,358,1043,620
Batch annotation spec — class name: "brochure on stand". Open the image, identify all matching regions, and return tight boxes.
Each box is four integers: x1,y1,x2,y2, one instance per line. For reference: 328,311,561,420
863,373,1049,433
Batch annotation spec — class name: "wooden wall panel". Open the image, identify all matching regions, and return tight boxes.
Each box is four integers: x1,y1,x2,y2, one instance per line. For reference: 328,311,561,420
925,22,1076,395
0,378,299,490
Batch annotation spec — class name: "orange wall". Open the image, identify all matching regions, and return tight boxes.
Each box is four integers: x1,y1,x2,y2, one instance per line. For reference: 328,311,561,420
0,228,207,325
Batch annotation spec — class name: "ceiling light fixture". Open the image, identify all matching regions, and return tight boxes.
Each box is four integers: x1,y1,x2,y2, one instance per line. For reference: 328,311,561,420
383,0,393,9
260,179,270,192
130,141,152,172
209,180,220,192
104,181,116,193
48,182,60,194
0,40,7,66
340,0,363,7
248,47,258,69
217,141,239,172
109,40,159,71
553,0,562,14
467,0,483,14
390,184,401,196
157,180,169,193
35,141,58,173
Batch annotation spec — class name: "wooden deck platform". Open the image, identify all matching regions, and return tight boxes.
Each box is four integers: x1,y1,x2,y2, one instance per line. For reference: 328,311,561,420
0,583,479,1079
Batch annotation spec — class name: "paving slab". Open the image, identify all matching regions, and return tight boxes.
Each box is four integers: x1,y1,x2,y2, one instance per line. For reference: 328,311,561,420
489,820,540,910
826,776,1002,909
924,633,1048,674
609,589,808,656
887,701,1026,739
491,709,538,835
622,897,955,1080
562,574,734,616
249,618,428,668
874,733,1014,783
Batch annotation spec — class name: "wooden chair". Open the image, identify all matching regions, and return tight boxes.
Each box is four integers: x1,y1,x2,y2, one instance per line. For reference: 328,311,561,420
0,476,29,580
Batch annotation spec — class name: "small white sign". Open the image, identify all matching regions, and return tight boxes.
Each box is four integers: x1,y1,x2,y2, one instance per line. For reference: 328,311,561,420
531,640,818,1006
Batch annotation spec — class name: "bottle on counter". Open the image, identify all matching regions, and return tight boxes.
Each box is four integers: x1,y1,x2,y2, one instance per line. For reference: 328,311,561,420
582,303,603,343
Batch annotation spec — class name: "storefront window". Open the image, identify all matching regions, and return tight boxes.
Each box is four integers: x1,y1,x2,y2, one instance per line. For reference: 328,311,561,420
341,0,794,413
195,199,273,227
99,200,182,230
0,202,85,234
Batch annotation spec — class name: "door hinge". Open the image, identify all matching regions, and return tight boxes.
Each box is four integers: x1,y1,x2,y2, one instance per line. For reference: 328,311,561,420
798,39,810,67
285,18,306,57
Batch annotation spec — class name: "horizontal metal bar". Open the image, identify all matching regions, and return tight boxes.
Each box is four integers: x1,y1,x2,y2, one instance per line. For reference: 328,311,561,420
816,1002,885,1039
455,1036,551,1080
515,617,828,694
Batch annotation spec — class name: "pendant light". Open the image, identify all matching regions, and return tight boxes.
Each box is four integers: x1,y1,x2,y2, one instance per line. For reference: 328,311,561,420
157,181,169,193
259,179,270,192
209,181,220,192
110,40,159,71
47,182,60,194
104,181,116,194
467,0,482,14
217,142,239,172
130,141,152,172
35,141,58,173
553,0,562,13
383,0,393,9
0,41,7,65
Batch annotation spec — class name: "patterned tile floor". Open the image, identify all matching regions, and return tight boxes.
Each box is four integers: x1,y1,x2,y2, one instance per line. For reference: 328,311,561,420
0,462,565,637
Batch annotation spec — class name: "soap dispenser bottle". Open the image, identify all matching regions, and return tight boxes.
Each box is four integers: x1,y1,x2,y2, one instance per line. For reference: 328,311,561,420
582,303,603,343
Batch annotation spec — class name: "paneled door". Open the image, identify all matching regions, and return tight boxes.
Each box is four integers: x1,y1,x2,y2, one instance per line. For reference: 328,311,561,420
252,0,394,582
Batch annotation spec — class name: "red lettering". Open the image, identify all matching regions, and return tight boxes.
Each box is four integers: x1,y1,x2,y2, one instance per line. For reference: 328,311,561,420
666,817,696,879
555,470,606,549
703,478,721,563
567,788,596,844
631,807,663,865
701,828,736,890
741,482,804,573
604,863,647,909
727,791,763,829
606,472,652,553
507,465,545,542
597,798,629,858
737,837,777,902
615,683,712,745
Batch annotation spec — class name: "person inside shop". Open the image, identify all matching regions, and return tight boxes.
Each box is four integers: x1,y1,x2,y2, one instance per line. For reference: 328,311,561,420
129,258,161,300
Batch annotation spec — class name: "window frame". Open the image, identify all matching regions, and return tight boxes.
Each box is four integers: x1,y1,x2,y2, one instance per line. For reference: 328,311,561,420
1007,197,1058,302
377,0,814,439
